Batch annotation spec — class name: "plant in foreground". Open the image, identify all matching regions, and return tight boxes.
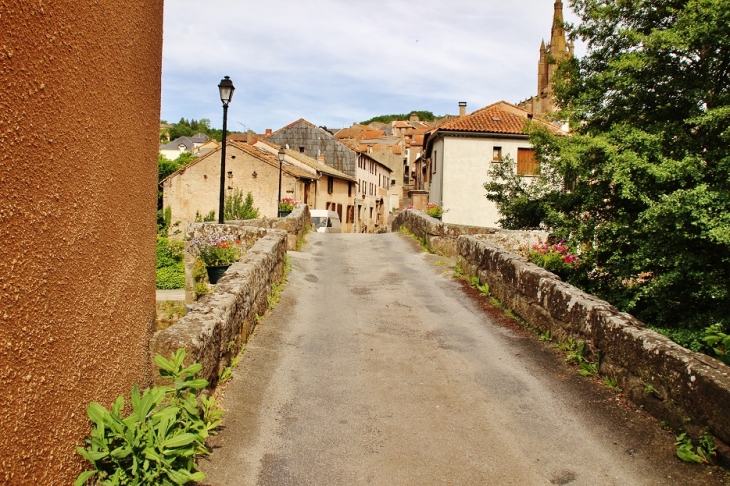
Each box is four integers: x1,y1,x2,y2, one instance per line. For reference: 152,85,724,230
702,323,730,366
425,203,445,219
75,349,222,486
278,197,297,213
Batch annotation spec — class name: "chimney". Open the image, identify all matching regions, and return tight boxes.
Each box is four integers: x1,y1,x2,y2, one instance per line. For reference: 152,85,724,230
459,102,467,117
246,129,254,144
265,128,272,136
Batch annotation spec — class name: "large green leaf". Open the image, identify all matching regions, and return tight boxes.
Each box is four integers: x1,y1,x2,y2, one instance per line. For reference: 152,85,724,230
87,402,109,425
162,433,199,449
74,470,98,486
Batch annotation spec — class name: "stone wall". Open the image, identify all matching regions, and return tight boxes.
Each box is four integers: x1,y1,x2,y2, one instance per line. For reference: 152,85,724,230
391,208,546,255
459,237,730,463
234,203,311,251
151,230,287,386
396,209,730,463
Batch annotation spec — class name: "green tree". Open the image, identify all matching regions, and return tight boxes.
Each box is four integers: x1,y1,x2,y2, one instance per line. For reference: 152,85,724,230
487,0,730,333
224,189,260,220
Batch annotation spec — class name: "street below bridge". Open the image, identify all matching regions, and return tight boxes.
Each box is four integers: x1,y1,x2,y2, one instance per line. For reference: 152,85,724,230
201,232,725,485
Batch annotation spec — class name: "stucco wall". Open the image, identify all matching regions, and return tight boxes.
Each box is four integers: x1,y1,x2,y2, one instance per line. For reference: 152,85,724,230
0,1,163,484
436,136,533,228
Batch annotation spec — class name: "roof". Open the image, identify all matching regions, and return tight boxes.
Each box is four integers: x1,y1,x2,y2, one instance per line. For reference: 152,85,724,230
437,101,565,135
160,140,315,184
393,121,414,129
160,136,195,151
254,140,356,182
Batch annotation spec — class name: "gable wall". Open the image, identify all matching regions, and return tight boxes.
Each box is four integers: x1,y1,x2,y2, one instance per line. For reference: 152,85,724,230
268,123,357,177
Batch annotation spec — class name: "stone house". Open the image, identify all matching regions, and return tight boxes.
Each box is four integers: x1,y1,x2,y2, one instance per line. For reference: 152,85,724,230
422,101,565,228
356,152,394,232
254,140,358,232
266,119,358,178
162,141,315,231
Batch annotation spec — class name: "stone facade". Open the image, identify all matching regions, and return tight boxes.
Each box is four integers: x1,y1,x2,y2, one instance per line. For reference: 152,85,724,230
394,210,730,464
0,1,163,483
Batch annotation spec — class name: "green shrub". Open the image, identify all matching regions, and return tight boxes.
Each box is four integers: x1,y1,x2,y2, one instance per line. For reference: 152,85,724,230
156,265,185,290
224,189,259,220
75,349,222,486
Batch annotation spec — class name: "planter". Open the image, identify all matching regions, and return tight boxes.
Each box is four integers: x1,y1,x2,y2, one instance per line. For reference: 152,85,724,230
206,264,232,284
279,210,292,217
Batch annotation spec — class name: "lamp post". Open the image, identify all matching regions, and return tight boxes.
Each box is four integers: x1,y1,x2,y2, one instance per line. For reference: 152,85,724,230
277,146,285,217
217,76,235,224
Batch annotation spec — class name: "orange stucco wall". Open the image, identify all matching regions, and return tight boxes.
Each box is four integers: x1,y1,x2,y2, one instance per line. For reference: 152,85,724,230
0,1,163,483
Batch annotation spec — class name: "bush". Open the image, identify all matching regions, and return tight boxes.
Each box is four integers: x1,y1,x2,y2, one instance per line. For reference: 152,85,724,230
225,189,259,220
156,237,185,289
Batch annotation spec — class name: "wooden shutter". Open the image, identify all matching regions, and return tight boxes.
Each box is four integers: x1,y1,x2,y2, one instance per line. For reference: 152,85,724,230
517,148,538,176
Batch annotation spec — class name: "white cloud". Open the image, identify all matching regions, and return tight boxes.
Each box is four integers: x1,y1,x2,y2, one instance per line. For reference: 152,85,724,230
161,0,585,130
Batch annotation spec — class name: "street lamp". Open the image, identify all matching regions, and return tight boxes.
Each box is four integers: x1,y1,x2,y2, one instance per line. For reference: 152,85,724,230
277,146,285,217
217,76,235,224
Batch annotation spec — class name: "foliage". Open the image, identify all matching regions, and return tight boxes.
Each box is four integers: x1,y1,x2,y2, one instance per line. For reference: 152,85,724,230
360,111,438,125
702,323,730,365
647,326,705,353
675,432,716,464
523,240,581,281
225,189,260,220
278,197,297,213
191,259,210,300
424,203,443,219
485,0,730,337
164,117,238,143
75,349,222,486
187,234,242,267
156,237,185,290
194,210,216,223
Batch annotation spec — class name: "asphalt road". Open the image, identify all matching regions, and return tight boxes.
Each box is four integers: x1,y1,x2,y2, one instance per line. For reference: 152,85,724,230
201,232,725,486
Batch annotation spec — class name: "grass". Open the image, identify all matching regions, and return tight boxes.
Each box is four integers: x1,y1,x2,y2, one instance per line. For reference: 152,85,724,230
398,226,432,253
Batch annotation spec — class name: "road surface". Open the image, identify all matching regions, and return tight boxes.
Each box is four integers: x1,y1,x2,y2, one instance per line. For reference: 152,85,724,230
201,232,725,485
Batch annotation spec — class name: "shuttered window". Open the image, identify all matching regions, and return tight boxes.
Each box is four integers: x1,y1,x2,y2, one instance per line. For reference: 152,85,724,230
517,148,538,176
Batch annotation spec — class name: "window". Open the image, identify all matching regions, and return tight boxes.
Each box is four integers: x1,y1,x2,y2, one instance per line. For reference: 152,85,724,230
517,148,539,176
348,182,352,198
432,150,437,174
327,176,334,194
336,204,343,222
347,205,354,223
492,146,502,161
299,147,305,154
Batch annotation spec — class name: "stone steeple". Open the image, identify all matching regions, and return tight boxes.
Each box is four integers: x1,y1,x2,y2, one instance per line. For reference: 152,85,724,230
518,0,572,115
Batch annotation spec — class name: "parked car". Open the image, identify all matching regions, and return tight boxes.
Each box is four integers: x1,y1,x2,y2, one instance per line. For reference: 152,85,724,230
310,209,341,233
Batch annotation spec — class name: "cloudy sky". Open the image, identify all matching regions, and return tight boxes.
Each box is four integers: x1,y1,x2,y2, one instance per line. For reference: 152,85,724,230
160,1,584,132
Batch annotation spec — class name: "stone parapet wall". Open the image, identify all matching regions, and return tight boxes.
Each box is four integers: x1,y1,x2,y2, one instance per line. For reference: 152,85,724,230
233,204,311,251
457,236,730,462
151,230,287,387
394,208,730,463
391,208,546,255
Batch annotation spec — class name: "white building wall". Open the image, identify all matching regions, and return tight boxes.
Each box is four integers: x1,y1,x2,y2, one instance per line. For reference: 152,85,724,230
436,136,533,228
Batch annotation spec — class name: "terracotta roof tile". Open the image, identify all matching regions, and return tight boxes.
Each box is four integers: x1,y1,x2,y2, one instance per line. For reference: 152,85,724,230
438,101,565,136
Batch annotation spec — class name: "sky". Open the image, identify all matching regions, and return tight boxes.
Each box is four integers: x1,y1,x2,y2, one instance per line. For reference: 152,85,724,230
160,1,585,133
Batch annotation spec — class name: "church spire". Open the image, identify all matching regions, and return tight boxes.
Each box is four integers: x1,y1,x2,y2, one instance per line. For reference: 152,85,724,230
551,1,567,54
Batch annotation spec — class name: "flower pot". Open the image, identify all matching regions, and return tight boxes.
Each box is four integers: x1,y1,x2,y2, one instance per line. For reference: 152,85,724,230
206,264,231,284
279,210,292,217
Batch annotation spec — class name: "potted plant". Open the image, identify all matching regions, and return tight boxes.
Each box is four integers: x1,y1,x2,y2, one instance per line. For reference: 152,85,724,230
187,234,242,284
425,203,444,220
278,197,297,217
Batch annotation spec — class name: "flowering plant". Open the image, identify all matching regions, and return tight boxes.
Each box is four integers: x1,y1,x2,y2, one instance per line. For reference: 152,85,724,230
279,198,297,212
523,240,580,278
188,234,242,266
425,203,444,218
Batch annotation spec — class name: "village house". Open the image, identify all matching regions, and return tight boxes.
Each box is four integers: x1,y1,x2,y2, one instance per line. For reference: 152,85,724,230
356,151,393,232
254,140,358,232
161,140,315,232
159,132,210,160
266,119,357,178
422,101,565,228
